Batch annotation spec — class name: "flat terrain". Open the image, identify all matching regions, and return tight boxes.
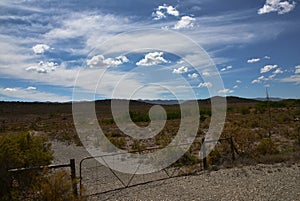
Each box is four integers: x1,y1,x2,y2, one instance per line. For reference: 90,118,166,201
1,97,300,200
51,140,300,201
94,163,300,201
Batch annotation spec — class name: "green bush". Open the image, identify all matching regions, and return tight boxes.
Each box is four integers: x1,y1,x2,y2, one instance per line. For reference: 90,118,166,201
31,169,85,201
0,132,53,200
256,139,279,155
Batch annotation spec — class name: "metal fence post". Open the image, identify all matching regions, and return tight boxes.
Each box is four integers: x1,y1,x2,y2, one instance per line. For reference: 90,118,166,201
201,138,207,170
70,159,78,197
230,137,235,161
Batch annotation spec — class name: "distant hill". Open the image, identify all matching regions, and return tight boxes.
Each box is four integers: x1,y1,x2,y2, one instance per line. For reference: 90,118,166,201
254,97,283,102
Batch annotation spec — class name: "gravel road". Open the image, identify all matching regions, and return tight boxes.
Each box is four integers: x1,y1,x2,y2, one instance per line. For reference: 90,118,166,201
51,141,300,201
93,163,300,201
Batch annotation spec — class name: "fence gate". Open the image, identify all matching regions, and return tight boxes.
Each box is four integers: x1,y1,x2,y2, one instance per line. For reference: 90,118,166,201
79,138,239,196
79,151,186,196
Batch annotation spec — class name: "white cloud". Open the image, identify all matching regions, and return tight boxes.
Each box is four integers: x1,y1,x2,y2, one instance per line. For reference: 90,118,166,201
280,66,300,84
202,71,210,76
0,87,70,102
264,56,271,59
173,66,188,74
273,68,283,74
295,65,300,74
251,79,260,84
25,61,58,73
32,44,50,54
0,10,290,101
173,16,195,30
280,75,300,84
198,82,212,88
233,85,238,89
260,64,278,73
152,4,179,20
258,0,296,15
87,55,129,68
136,52,169,66
218,88,234,94
188,73,199,78
247,58,260,63
268,74,276,79
4,87,17,92
236,80,242,83
252,75,270,84
26,86,37,90
220,65,232,72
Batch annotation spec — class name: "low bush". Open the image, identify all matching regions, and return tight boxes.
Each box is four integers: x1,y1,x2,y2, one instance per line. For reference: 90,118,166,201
0,132,53,200
256,138,279,155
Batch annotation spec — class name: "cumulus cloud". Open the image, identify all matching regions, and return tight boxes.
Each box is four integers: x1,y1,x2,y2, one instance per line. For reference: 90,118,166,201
218,88,234,94
188,73,199,78
26,86,37,90
260,64,278,73
236,80,242,83
247,58,260,63
281,65,300,84
26,61,58,73
173,16,195,30
198,82,212,88
32,44,50,54
264,56,271,59
136,52,169,66
273,68,283,74
152,4,179,20
220,65,232,72
87,55,129,68
252,75,268,84
173,66,188,74
295,65,300,74
233,85,239,89
4,87,17,92
258,0,296,15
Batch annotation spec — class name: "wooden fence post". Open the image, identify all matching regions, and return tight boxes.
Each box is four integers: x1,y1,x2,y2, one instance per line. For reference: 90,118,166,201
70,159,78,197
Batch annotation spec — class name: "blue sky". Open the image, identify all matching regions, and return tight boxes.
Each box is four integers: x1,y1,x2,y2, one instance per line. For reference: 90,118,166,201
0,0,300,101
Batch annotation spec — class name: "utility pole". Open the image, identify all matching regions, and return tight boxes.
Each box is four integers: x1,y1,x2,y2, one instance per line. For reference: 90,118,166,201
266,87,272,138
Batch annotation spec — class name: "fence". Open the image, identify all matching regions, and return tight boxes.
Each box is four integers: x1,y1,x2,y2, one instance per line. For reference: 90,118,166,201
7,137,240,198
79,146,192,196
201,137,239,170
79,137,239,196
8,159,78,197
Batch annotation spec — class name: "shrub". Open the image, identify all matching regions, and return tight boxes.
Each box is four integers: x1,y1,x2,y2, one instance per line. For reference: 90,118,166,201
173,151,199,167
0,132,53,200
31,169,85,201
110,137,126,149
131,139,145,152
256,139,279,155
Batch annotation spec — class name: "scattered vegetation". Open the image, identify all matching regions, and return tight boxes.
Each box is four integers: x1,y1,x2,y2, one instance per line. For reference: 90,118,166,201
0,97,300,197
0,132,84,200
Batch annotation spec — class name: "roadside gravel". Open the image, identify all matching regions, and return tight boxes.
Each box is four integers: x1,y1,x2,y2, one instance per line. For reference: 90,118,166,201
51,141,300,201
94,163,300,201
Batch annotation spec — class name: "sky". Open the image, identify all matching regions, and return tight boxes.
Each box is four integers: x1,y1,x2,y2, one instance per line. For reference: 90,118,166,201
0,0,300,102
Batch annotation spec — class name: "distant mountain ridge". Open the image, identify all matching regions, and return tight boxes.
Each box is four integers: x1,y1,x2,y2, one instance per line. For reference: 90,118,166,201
254,97,283,102
0,96,296,105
